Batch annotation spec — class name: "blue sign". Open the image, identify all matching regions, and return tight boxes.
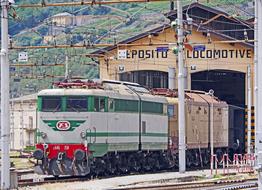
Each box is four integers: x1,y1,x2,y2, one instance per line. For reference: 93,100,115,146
14,78,20,82
156,47,169,52
193,45,206,51
10,67,16,72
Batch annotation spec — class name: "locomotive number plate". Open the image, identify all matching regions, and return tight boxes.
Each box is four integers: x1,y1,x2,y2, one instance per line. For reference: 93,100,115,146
56,121,71,131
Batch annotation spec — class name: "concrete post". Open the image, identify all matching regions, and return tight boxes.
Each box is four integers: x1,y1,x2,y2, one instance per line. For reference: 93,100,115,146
1,0,11,189
177,0,186,173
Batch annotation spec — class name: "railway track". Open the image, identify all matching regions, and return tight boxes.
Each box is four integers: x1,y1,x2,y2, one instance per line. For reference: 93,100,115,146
18,172,258,190
108,178,258,190
18,175,88,187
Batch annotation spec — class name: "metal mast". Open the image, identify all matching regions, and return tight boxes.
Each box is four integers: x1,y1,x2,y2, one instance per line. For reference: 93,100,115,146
247,65,252,154
1,0,10,189
65,55,69,79
177,0,186,173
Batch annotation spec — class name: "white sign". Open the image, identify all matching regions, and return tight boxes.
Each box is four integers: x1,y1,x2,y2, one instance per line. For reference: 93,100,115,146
18,52,28,62
118,50,127,59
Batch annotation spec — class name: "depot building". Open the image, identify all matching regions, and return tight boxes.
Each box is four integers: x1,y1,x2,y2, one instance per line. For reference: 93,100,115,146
90,3,254,144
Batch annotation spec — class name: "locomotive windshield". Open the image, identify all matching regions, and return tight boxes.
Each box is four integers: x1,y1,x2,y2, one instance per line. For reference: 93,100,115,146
42,96,62,112
67,96,88,112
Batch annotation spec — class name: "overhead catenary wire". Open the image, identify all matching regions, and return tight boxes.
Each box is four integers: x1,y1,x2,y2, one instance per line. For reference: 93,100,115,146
7,0,256,84
17,0,172,8
9,39,255,50
9,0,254,52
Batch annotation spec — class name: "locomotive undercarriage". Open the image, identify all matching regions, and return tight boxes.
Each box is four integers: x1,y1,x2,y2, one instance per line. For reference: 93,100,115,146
90,151,175,177
35,156,90,176
34,147,228,177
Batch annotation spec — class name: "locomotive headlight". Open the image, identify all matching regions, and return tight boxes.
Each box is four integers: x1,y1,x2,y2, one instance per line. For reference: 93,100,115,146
41,132,47,139
33,149,44,160
80,131,86,139
74,149,85,161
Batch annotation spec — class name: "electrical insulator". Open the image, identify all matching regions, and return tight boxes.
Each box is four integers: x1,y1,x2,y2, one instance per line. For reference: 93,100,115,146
187,17,193,26
244,29,248,41
172,46,179,55
207,30,211,44
171,19,178,29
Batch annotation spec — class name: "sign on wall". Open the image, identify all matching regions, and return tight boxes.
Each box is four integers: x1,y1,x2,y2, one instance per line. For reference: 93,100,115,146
18,52,28,62
117,48,252,60
186,49,252,59
118,50,127,59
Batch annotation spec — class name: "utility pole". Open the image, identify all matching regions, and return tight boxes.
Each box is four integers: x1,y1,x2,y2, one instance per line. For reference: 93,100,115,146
247,65,252,154
1,0,11,189
208,89,214,170
255,0,262,188
65,55,69,79
177,0,186,173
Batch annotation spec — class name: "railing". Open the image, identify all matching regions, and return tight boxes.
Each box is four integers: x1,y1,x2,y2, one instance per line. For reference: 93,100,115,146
210,153,255,175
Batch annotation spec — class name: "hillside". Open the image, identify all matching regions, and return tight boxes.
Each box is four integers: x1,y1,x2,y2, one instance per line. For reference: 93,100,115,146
9,0,252,97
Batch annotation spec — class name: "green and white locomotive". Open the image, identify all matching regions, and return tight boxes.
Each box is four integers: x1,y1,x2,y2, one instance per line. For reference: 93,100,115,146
33,80,171,176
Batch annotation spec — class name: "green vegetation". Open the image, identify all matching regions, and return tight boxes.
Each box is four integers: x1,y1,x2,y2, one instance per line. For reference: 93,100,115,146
9,0,251,97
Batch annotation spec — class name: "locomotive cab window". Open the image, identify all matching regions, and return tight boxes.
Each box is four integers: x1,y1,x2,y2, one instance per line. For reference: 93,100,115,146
94,97,106,112
66,96,87,112
42,96,62,112
142,101,163,114
108,99,114,111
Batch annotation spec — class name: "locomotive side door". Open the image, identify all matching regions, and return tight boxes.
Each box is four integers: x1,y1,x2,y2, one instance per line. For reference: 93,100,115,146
87,96,108,157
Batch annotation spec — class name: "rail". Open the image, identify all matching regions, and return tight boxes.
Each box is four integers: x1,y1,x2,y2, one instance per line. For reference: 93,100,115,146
108,178,258,190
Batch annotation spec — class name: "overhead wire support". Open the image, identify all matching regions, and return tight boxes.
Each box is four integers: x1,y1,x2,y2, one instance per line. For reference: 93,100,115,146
17,0,170,8
1,0,10,189
176,0,186,173
9,39,255,50
10,63,64,67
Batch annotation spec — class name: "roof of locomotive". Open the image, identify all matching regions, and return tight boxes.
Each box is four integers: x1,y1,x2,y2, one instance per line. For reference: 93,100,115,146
38,82,167,103
166,91,227,106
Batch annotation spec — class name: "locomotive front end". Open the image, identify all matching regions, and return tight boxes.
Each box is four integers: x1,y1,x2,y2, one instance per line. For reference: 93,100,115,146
34,89,91,176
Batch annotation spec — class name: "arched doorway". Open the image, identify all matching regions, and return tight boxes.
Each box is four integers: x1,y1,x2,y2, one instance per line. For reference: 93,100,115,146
120,70,168,88
191,70,246,152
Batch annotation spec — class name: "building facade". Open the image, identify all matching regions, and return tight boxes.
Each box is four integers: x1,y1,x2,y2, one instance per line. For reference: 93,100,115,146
91,3,255,150
10,94,37,150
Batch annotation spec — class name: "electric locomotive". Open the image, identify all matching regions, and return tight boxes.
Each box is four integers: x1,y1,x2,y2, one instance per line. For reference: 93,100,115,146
33,79,230,176
33,80,170,176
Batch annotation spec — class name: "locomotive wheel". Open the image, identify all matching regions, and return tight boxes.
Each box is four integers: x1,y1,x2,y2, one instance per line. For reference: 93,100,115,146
49,159,61,177
105,157,117,175
142,154,152,172
202,151,209,166
186,152,193,168
63,158,74,175
158,153,166,169
118,154,129,174
75,161,90,176
152,154,161,171
216,149,224,162
94,158,106,176
193,151,200,167
128,154,140,172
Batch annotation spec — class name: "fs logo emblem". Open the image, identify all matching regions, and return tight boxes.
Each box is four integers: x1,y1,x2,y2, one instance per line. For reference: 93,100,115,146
44,120,85,131
56,121,70,131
